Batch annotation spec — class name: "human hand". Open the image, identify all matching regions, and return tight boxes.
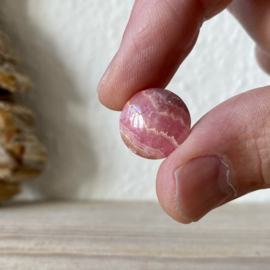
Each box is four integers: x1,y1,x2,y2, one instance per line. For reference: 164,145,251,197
97,0,270,223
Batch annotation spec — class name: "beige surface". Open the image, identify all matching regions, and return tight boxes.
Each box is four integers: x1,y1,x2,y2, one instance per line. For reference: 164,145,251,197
0,201,270,269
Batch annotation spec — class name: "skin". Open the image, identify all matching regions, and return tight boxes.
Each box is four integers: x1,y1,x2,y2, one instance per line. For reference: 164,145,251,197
97,0,270,223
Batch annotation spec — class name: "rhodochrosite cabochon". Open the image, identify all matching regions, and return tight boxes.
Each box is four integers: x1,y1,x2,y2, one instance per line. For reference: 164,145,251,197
119,88,191,159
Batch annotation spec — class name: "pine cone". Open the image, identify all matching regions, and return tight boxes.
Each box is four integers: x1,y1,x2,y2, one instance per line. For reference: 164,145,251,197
0,30,47,200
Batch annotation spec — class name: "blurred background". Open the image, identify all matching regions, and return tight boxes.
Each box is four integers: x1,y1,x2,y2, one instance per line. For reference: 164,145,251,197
0,0,269,202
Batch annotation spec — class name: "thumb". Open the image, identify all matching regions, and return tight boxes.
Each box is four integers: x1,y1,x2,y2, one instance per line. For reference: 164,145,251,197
156,86,270,224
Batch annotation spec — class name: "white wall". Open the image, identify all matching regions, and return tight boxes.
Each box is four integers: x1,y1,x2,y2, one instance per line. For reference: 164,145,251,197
0,0,269,202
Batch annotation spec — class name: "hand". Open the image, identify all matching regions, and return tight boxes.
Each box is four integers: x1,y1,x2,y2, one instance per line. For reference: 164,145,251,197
97,0,270,223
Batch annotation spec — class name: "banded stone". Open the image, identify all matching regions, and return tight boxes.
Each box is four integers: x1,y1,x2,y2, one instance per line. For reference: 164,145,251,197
119,88,191,159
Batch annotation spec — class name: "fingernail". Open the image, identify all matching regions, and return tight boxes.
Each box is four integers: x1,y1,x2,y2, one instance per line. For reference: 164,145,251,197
175,156,236,222
97,65,111,93
97,53,118,93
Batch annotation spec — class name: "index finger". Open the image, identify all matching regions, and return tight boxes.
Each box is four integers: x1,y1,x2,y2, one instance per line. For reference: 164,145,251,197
97,0,232,111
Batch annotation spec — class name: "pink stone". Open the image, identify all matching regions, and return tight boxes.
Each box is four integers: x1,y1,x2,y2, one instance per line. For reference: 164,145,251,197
119,88,191,159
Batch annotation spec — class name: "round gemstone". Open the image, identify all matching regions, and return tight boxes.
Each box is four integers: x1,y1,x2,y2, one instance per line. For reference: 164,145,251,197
119,88,191,159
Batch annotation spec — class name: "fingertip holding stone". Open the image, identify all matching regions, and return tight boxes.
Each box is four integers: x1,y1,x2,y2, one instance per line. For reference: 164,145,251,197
119,88,191,159
175,156,236,222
